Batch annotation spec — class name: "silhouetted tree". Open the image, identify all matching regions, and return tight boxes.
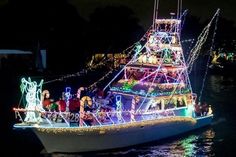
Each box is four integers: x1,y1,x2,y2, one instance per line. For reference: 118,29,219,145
0,0,89,73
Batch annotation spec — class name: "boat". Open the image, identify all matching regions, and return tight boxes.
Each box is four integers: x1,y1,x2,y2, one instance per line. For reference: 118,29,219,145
13,1,218,154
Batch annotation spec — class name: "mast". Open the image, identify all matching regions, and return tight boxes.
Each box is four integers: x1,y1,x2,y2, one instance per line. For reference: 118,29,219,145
108,0,196,112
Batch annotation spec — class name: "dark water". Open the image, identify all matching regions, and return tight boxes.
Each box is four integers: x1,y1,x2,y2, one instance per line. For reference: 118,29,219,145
2,70,236,157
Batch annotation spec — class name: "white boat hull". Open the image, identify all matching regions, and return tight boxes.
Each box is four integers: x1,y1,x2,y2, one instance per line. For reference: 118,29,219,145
31,115,213,153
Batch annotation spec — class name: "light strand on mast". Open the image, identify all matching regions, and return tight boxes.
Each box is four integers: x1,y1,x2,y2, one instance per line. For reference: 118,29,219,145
198,9,220,103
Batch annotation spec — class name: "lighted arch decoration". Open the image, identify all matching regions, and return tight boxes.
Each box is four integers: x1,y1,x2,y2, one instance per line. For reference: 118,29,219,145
79,96,93,126
77,87,85,99
80,96,93,108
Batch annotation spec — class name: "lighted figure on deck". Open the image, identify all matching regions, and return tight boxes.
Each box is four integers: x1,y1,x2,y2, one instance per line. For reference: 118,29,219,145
122,79,136,91
20,77,44,123
174,51,181,64
116,95,123,122
226,53,234,62
131,96,140,122
65,87,72,112
134,42,142,53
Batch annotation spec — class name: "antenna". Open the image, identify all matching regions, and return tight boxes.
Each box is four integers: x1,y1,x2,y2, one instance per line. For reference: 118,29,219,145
177,0,183,19
180,0,182,19
153,0,159,30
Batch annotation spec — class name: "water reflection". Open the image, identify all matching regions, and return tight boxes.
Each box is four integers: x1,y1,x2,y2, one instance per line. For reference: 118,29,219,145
45,128,215,157
208,75,236,94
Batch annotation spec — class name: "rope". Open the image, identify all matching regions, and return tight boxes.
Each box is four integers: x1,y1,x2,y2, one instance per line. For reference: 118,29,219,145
187,9,220,74
103,50,142,91
198,9,220,103
136,52,166,112
180,9,188,34
43,25,153,86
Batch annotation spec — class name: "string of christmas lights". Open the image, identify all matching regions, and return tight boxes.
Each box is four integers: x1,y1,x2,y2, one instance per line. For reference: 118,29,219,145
198,9,220,102
35,116,196,134
43,25,153,86
187,9,220,74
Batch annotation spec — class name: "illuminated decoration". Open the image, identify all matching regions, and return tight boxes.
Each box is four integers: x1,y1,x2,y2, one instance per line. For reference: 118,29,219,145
79,96,92,126
103,45,142,91
210,51,221,65
186,104,194,117
35,117,196,134
134,42,142,53
111,86,191,97
122,79,137,91
171,36,176,44
130,96,140,121
226,53,234,61
65,87,72,112
198,9,220,103
77,87,84,99
80,96,92,107
20,77,44,123
116,95,123,122
138,54,158,64
187,9,220,74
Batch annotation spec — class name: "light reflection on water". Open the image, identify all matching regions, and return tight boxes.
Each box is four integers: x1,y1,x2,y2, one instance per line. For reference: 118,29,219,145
47,128,216,157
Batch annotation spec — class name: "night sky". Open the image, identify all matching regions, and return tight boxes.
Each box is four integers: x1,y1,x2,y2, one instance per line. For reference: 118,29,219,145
69,0,236,29
0,0,235,29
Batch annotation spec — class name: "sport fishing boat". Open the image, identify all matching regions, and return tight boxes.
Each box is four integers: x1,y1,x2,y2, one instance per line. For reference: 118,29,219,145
13,1,219,154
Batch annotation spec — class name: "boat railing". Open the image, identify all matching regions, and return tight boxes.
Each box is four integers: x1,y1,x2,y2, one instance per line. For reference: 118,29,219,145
13,107,177,127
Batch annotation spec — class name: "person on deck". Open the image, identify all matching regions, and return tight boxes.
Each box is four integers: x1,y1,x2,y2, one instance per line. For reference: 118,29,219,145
42,90,54,111
69,98,80,113
56,92,67,112
194,103,201,117
201,102,209,116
